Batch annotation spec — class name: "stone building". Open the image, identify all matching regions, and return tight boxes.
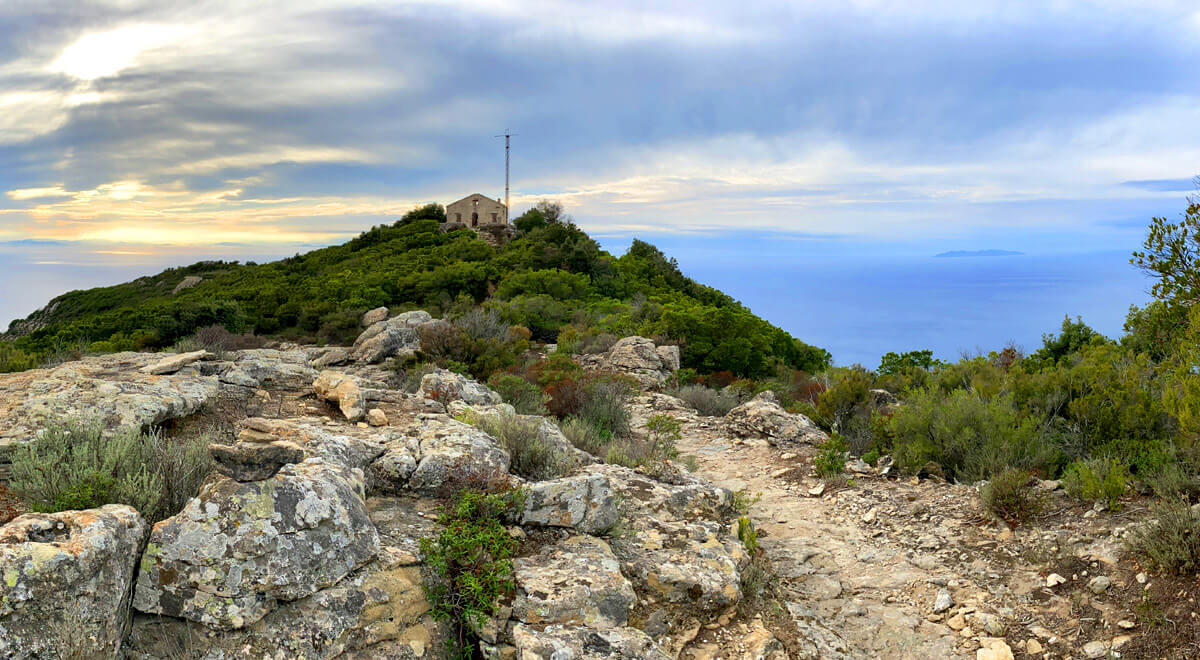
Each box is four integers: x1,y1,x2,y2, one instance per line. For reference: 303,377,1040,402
446,193,507,228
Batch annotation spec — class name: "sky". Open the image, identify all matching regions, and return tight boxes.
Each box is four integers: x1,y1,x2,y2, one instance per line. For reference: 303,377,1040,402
1,1,1197,364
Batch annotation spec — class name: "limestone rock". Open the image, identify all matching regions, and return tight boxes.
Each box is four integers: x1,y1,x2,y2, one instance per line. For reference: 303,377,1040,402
578,336,679,388
725,391,828,444
510,535,635,629
210,440,306,481
351,322,419,364
220,348,320,390
1087,575,1111,594
418,368,502,406
139,349,212,375
314,370,367,422
500,623,671,660
310,347,352,369
362,306,389,326
172,274,203,294
0,505,147,659
932,589,953,613
367,408,388,426
133,459,380,630
521,473,618,534
398,415,511,495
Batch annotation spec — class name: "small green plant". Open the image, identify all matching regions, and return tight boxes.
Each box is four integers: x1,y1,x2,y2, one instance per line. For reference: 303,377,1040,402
737,516,759,555
980,468,1044,524
1128,501,1200,575
731,489,762,515
9,419,214,522
1062,458,1129,510
470,413,574,481
814,433,849,479
645,414,682,460
681,454,700,472
419,488,526,659
861,448,880,467
561,416,608,456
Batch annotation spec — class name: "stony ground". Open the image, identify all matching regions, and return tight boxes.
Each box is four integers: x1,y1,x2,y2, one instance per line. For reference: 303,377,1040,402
631,394,1165,660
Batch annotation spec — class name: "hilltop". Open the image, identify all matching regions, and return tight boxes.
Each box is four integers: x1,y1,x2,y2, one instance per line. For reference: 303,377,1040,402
0,203,828,379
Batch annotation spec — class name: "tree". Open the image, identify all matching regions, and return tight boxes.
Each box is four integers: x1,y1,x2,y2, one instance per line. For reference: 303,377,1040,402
1132,197,1200,306
878,349,940,376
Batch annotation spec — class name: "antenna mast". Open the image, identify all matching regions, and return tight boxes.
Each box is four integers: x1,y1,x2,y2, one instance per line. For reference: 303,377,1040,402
494,130,517,221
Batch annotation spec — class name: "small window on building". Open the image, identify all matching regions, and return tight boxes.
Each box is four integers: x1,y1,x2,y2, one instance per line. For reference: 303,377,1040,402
491,213,497,222
455,212,461,222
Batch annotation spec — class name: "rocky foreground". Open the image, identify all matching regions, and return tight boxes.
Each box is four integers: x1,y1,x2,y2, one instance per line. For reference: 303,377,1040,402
0,309,1170,659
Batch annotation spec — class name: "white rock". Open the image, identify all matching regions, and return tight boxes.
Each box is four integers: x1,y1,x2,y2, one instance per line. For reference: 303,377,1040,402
1045,573,1067,588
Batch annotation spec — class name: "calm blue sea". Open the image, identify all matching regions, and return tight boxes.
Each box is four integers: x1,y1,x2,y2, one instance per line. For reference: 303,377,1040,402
1,236,1152,368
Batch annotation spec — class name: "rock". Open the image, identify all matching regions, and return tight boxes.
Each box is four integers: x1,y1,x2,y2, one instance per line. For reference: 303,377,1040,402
314,370,366,421
869,388,899,407
402,416,511,494
1112,634,1132,650
976,638,1014,660
0,505,147,659
972,612,1005,636
521,473,619,534
509,535,635,629
362,306,389,326
1136,571,1148,584
500,623,671,659
932,589,954,613
1045,573,1067,588
133,459,380,630
391,310,433,328
221,348,320,390
366,408,388,427
350,322,419,364
1025,638,1044,654
848,458,873,474
808,483,826,497
1082,640,1109,658
417,368,502,406
210,440,306,481
725,391,827,445
139,349,213,374
947,613,966,630
1117,619,1136,629
577,336,679,388
310,347,352,369
785,602,853,659
1087,575,1111,594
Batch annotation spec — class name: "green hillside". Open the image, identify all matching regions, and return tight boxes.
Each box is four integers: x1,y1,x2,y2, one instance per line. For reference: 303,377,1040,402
0,203,829,377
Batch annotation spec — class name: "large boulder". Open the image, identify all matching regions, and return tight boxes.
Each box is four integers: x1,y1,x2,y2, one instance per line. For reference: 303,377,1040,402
350,323,419,364
139,349,212,374
521,473,618,534
133,459,380,630
362,306,389,327
725,391,828,445
217,348,320,389
418,369,502,406
509,535,635,629
578,336,678,388
401,415,511,494
0,505,147,659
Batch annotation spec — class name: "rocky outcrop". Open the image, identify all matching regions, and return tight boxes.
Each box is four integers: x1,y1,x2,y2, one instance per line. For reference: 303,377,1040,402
521,473,618,534
139,349,212,374
172,274,203,294
0,505,147,659
418,368,502,406
503,624,671,660
578,336,679,388
402,415,511,494
132,459,380,629
210,438,306,481
217,348,320,389
725,391,827,445
362,306,389,327
349,312,430,364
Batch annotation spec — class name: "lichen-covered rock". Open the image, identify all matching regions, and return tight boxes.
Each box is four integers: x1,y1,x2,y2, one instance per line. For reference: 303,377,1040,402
578,336,678,388
314,370,367,421
350,320,420,364
521,473,618,534
235,417,385,473
362,306,389,327
494,623,672,660
218,348,320,389
132,459,380,630
126,547,436,659
0,505,147,659
310,346,352,369
418,368,502,406
510,536,635,629
403,415,511,494
725,391,827,444
390,310,433,328
210,440,306,481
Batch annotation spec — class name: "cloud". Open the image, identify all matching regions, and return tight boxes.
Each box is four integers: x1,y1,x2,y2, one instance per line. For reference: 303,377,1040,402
48,23,189,81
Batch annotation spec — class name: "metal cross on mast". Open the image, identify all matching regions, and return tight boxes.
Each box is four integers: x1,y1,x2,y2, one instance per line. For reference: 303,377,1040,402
494,130,517,221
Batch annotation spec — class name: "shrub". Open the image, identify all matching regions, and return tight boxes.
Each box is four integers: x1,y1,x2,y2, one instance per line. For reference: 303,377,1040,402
644,414,682,462
1062,458,1129,510
1129,501,1200,575
9,420,213,522
980,468,1044,523
814,433,848,478
813,366,874,432
672,384,740,417
579,331,618,355
0,342,39,374
561,417,608,456
470,413,574,481
419,488,525,659
574,379,633,439
487,373,547,415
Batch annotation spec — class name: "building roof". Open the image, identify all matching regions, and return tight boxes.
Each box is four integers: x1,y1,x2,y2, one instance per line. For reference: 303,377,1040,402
447,193,505,209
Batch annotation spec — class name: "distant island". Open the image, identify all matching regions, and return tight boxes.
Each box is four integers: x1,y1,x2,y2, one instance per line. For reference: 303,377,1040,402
934,249,1024,258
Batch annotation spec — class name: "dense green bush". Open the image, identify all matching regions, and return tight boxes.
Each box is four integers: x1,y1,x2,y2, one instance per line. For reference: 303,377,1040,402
573,380,633,440
419,488,525,659
9,420,213,522
1061,458,1129,510
1129,501,1200,575
486,373,547,415
814,433,848,479
980,468,1044,523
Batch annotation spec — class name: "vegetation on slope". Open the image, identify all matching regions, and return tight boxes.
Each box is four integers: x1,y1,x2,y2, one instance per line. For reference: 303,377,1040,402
0,202,829,378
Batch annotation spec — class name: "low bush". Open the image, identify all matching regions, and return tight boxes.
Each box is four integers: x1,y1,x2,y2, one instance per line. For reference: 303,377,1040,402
814,433,848,479
470,413,573,481
487,373,547,415
980,468,1044,523
0,342,39,374
9,419,214,522
419,488,525,659
1129,501,1200,575
574,379,633,439
560,416,608,456
1062,458,1129,510
672,384,740,417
